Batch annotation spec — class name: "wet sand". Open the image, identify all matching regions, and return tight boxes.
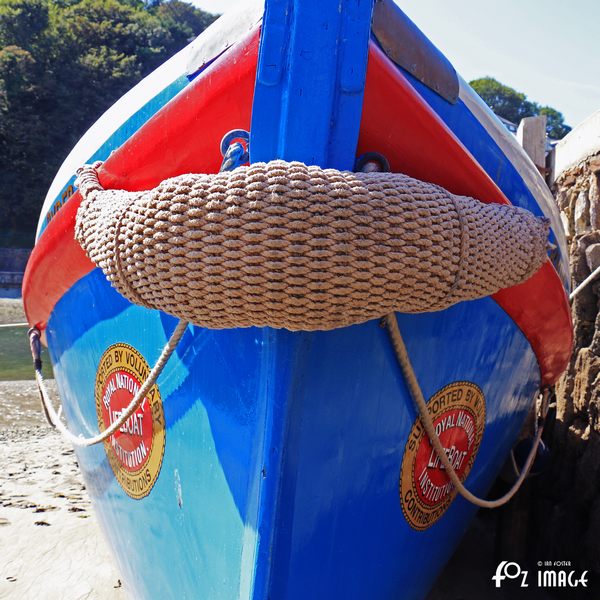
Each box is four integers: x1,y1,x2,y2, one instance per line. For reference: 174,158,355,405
0,300,123,599
0,381,124,599
0,299,26,325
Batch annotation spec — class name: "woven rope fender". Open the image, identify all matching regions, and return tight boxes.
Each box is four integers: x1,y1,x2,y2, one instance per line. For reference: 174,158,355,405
74,160,549,331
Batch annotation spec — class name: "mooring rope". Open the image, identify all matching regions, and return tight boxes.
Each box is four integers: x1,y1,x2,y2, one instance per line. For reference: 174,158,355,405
28,321,187,447
0,322,28,328
384,313,549,508
570,263,600,301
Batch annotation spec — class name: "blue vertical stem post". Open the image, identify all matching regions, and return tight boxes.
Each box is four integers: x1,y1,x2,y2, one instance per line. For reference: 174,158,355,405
249,1,375,597
250,0,375,170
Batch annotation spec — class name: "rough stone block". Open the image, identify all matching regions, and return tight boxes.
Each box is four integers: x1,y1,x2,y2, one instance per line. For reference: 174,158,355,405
585,243,600,272
560,173,577,187
590,172,600,229
574,432,600,502
572,349,600,413
556,189,570,211
574,189,590,234
584,495,600,573
589,153,600,174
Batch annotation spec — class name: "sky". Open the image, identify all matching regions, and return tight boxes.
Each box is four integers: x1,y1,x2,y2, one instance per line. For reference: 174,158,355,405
190,0,600,129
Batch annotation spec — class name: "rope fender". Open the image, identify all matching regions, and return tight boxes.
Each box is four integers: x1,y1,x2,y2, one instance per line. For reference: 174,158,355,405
75,160,549,331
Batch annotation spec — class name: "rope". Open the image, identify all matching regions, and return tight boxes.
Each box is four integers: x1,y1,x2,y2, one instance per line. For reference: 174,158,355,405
384,313,549,509
28,320,187,447
74,160,550,331
570,263,600,301
0,322,28,328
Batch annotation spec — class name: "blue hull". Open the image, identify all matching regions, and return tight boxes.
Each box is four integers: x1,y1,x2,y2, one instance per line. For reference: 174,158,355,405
26,2,571,598
47,268,538,599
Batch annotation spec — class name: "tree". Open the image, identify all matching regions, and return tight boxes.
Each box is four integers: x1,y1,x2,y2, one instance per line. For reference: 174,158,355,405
0,0,215,237
539,106,571,140
470,77,571,140
0,0,48,47
153,0,216,51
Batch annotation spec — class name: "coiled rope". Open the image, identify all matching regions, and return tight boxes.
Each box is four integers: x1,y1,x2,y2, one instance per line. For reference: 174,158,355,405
74,160,550,331
385,313,550,508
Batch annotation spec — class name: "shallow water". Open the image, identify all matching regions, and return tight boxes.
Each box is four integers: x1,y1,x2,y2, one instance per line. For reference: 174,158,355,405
0,327,54,382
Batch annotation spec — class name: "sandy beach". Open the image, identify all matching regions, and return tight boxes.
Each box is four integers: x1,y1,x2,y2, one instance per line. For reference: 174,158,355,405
2,298,123,599
0,381,125,600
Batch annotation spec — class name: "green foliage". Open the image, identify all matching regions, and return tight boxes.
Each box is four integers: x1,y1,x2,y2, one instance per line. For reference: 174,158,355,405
0,0,216,241
539,105,571,140
469,77,571,140
152,0,215,49
0,0,49,47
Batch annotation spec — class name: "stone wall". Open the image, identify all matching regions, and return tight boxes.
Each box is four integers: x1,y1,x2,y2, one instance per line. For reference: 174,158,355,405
526,150,600,575
0,248,30,292
0,248,30,272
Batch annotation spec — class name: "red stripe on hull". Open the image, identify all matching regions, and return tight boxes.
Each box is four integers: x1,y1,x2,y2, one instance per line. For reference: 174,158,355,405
357,44,572,385
23,36,572,385
23,29,260,332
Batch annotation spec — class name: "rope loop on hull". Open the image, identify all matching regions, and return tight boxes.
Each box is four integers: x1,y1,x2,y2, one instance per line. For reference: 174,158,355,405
75,160,549,331
385,313,550,509
28,322,187,447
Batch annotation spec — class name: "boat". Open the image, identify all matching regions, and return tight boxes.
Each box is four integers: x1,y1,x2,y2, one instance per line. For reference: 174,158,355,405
22,1,573,598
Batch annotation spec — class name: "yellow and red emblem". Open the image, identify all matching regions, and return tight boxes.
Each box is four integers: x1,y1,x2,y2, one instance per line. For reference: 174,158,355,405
95,343,166,499
400,381,486,531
